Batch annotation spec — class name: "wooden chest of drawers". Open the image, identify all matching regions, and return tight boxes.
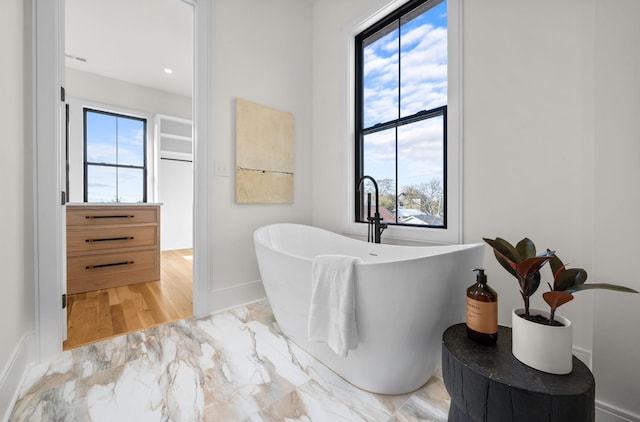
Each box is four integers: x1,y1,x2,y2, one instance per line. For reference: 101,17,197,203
66,204,161,294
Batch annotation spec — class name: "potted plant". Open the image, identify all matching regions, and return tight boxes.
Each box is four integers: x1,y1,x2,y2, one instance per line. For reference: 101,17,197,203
483,237,638,374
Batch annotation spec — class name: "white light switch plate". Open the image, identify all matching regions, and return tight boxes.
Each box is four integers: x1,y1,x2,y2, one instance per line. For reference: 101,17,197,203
214,160,230,177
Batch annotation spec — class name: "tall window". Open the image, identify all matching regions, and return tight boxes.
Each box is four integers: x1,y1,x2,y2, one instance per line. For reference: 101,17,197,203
84,109,147,203
355,0,447,228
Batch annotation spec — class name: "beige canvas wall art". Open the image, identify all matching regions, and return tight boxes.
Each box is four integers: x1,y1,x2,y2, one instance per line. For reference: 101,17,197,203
235,98,294,204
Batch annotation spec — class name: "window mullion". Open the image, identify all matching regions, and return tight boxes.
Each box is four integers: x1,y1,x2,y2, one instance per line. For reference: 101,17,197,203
115,117,119,202
363,106,446,135
395,125,399,224
395,15,401,224
397,15,402,122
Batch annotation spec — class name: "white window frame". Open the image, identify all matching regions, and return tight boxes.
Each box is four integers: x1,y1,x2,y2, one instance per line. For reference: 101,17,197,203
343,0,462,245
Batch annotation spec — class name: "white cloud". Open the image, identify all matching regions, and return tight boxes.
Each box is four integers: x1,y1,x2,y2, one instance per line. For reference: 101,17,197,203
397,117,444,183
86,142,116,163
400,23,433,49
117,129,145,165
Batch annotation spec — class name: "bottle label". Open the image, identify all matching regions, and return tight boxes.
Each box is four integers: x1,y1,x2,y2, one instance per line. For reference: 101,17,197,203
466,298,498,334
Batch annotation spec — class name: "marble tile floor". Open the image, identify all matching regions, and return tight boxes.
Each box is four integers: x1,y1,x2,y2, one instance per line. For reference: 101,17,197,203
9,300,450,421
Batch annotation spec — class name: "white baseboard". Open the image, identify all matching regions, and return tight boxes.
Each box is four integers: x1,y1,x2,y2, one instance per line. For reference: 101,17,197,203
211,280,266,314
569,348,639,422
1,333,35,422
596,401,640,422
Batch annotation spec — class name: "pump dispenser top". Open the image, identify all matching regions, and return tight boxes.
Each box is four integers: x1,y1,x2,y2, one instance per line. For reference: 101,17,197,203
466,268,498,344
473,268,487,283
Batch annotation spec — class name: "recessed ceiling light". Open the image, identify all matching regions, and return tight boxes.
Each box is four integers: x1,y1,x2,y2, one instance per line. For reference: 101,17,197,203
164,68,173,74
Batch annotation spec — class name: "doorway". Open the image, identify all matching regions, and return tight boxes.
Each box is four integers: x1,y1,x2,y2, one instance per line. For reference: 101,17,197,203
62,0,195,349
33,0,210,361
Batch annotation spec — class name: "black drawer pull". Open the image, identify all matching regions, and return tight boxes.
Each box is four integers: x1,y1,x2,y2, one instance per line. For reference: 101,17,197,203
85,215,135,219
86,261,134,270
86,236,134,243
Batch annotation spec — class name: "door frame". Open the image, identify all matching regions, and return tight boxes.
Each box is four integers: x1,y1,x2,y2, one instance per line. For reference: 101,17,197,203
33,0,211,361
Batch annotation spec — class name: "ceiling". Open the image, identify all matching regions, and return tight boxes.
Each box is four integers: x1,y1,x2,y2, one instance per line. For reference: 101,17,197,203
65,0,193,98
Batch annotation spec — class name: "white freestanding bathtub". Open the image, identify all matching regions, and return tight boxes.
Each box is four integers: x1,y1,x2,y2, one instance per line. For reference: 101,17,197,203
253,223,484,394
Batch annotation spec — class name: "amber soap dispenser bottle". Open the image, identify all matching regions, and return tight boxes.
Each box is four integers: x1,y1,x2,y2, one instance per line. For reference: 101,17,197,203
466,268,498,344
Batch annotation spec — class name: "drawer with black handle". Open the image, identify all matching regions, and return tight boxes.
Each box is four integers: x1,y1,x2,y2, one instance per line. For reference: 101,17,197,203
66,205,161,294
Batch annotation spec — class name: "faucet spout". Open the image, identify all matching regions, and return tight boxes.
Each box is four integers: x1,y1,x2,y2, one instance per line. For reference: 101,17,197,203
357,175,386,243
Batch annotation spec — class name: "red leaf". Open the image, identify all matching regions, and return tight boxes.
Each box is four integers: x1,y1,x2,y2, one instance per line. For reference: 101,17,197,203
543,291,574,311
516,255,553,281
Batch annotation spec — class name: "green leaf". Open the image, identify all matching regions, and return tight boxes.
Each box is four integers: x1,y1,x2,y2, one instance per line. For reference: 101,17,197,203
548,252,565,277
484,237,521,279
554,268,587,291
525,271,541,297
493,250,519,278
516,238,536,260
483,237,521,262
569,283,639,294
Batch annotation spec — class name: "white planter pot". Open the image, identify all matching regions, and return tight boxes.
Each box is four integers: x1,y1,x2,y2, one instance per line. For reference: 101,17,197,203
511,308,573,375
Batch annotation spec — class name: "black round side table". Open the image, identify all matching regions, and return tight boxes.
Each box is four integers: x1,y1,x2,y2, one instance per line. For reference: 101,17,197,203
442,324,595,422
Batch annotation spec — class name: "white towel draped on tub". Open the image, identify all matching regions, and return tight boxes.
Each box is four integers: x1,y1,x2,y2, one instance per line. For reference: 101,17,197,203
308,254,362,357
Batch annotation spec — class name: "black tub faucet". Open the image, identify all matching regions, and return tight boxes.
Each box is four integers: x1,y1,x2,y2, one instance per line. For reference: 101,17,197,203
357,175,387,243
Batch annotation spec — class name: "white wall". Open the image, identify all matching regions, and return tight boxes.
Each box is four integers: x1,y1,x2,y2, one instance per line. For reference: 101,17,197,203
159,158,193,250
311,0,639,418
462,0,595,357
312,0,389,234
66,68,192,119
592,1,640,418
0,0,35,416
209,0,313,310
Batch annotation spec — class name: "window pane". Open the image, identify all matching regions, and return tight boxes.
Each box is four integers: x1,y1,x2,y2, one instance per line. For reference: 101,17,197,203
117,116,145,166
400,0,447,118
363,129,397,222
86,112,116,164
363,21,399,128
87,165,117,203
117,167,145,203
397,116,444,226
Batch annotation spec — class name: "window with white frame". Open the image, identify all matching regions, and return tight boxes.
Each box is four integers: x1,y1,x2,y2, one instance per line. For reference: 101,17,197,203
355,0,449,230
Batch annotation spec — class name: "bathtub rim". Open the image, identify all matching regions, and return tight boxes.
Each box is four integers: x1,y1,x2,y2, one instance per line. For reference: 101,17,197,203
254,222,483,265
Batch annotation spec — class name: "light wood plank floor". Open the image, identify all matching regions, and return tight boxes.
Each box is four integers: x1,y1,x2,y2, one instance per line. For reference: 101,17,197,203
63,248,193,350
